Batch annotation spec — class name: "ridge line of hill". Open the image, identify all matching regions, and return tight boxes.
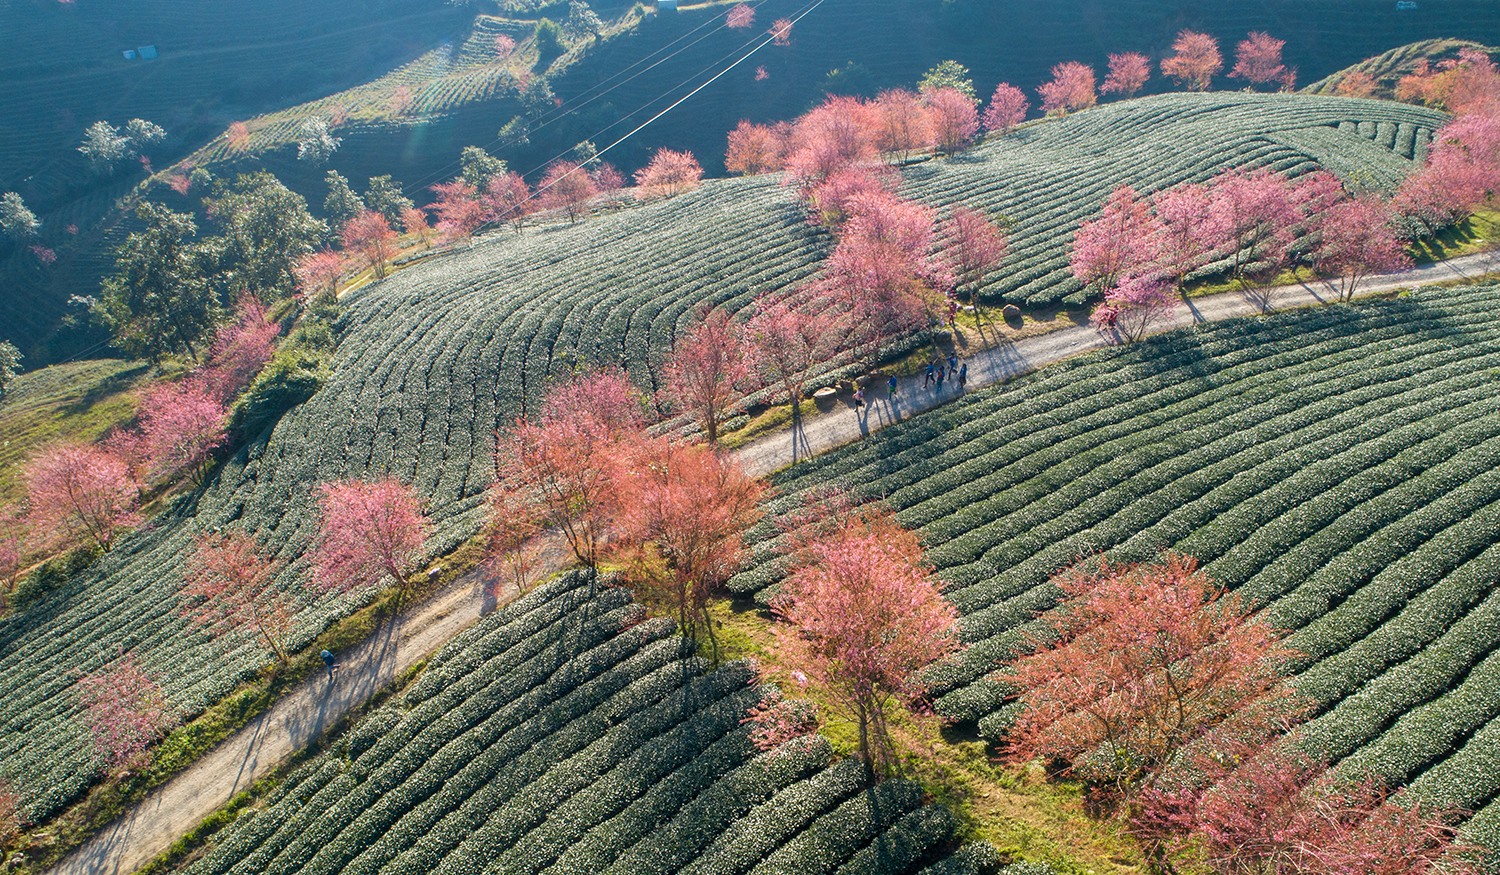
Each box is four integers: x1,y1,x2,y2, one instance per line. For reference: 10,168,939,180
48,249,1497,875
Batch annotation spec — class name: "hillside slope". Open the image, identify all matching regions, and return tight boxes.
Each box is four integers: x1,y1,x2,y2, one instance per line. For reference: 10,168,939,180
0,92,1447,824
736,282,1500,854
173,573,985,875
9,0,1499,360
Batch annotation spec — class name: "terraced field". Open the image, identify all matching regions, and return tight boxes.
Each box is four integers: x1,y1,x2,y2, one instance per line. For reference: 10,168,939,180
900,92,1444,306
175,573,986,875
0,92,1450,823
732,282,1500,853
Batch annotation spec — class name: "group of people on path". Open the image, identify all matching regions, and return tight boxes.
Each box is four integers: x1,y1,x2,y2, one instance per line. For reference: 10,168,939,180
851,351,969,411
922,353,968,392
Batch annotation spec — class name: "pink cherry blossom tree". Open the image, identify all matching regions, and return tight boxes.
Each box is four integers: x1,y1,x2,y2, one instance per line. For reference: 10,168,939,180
924,87,980,155
341,210,399,279
1150,183,1220,293
485,171,533,232
1098,273,1178,343
25,442,139,552
634,148,704,198
725,120,786,175
941,205,1008,317
428,179,488,244
200,294,279,402
982,83,1030,134
134,381,228,484
726,3,754,29
662,308,755,445
743,294,840,413
611,436,765,660
539,160,600,223
494,368,643,577
1038,61,1098,115
311,479,426,598
75,653,174,772
1314,195,1412,301
1071,185,1161,294
1101,52,1152,98
1205,167,1302,309
871,89,933,162
294,249,345,301
773,497,960,778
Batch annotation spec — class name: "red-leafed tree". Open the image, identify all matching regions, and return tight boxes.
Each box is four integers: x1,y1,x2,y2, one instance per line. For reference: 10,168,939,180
1071,185,1161,294
1231,31,1288,87
134,381,228,484
1335,69,1379,98
401,205,433,247
0,506,25,610
634,148,704,198
1101,52,1152,98
612,437,765,659
773,495,960,778
484,481,545,596
0,779,21,845
75,653,174,772
428,179,488,244
1313,195,1412,301
180,530,293,664
226,121,251,152
1162,30,1223,92
743,294,840,412
662,308,754,445
200,294,279,402
768,18,792,46
1001,554,1299,793
311,479,426,597
1038,61,1097,115
1186,747,1481,875
725,120,786,175
871,89,933,162
341,210,399,279
726,2,754,29
924,87,981,155
294,249,345,301
493,33,517,60
25,443,139,552
982,82,1030,134
485,171,533,231
538,160,599,223
494,368,643,577
941,205,1008,318
1397,49,1500,116
1149,183,1219,293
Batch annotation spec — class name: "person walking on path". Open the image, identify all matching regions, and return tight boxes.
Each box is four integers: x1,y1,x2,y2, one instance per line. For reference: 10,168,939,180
924,363,936,387
854,386,865,409
936,365,946,390
888,374,898,397
321,649,338,683
947,353,958,372
958,362,968,390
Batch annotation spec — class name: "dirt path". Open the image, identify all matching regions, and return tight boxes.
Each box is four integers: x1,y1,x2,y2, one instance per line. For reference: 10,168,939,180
736,253,1499,477
50,251,1496,875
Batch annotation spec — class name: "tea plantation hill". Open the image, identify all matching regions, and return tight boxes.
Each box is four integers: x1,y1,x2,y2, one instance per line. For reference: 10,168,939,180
734,280,1500,856
8,0,1500,362
170,573,994,875
0,91,1448,825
